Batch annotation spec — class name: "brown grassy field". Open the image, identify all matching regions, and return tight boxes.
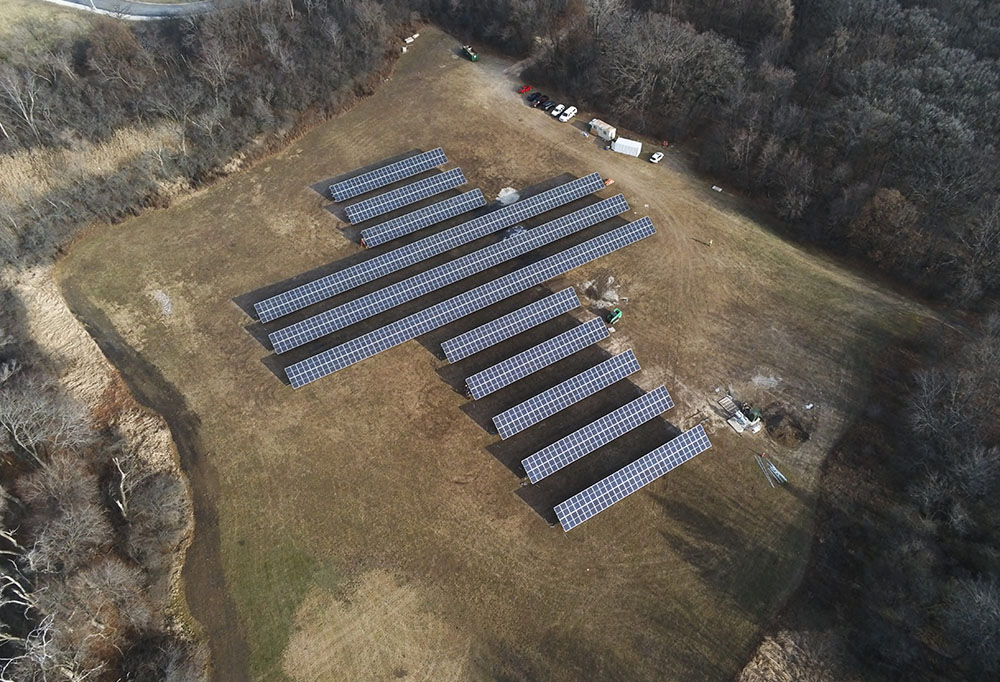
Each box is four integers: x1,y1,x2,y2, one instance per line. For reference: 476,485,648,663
0,0,90,36
57,26,935,682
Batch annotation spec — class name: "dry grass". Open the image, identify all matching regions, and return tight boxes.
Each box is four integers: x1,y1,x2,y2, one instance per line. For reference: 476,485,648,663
56,26,936,682
0,122,183,208
0,0,90,41
282,570,471,682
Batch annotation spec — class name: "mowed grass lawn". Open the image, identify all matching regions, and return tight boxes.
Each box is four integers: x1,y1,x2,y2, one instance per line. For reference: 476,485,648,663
57,26,933,682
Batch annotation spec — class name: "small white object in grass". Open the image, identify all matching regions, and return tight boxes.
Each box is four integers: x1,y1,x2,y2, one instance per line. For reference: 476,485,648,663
412,33,420,38
608,326,615,333
496,187,520,205
404,36,414,44
712,185,723,192
805,403,814,410
401,46,407,53
150,290,172,317
582,131,589,137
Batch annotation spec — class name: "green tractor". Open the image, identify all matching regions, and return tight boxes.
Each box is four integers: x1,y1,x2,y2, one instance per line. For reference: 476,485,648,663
462,45,479,61
606,308,622,325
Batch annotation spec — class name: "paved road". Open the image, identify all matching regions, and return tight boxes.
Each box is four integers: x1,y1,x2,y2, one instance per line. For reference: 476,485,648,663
41,0,232,19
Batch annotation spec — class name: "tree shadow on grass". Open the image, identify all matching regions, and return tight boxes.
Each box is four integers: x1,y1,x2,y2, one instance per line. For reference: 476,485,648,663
653,494,809,621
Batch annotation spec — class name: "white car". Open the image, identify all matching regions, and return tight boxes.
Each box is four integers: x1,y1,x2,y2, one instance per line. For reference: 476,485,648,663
650,151,664,164
558,106,577,122
550,104,565,118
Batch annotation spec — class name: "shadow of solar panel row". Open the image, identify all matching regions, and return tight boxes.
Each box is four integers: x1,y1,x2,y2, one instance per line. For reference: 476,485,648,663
330,148,446,202
442,287,580,363
254,172,606,323
284,217,656,388
493,349,641,439
554,425,712,531
522,385,674,484
465,318,608,400
344,168,466,224
361,189,486,248
269,195,629,354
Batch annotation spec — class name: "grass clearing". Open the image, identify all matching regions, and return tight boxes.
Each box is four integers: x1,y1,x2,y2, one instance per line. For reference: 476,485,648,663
57,26,936,682
0,0,91,42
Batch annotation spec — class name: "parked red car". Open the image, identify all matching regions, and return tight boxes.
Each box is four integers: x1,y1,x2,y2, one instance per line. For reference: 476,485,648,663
518,84,531,94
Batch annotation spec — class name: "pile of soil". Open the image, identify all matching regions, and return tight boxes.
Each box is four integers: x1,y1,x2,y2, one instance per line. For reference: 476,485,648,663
763,403,810,447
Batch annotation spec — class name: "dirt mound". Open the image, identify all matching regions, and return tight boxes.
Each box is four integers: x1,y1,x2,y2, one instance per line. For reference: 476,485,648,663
763,404,810,448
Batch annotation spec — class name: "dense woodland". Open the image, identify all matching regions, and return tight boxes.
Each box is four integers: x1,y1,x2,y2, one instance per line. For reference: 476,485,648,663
1,0,998,680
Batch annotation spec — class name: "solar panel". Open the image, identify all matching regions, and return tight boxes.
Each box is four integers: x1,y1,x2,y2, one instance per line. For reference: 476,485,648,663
361,190,487,248
269,195,628,354
254,172,606,323
284,217,656,388
554,425,712,531
521,385,674,484
330,148,447,202
493,350,641,439
344,168,466,224
465,318,608,400
442,288,579,363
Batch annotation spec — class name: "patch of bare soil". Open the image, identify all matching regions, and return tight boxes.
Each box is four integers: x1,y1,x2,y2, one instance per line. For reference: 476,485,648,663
763,404,811,448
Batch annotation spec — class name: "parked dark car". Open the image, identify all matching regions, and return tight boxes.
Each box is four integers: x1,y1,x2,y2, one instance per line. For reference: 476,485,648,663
526,92,543,103
541,101,557,111
533,95,550,108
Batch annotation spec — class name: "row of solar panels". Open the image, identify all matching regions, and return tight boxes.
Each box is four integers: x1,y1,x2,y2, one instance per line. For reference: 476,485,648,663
439,289,711,530
256,171,607,322
253,149,711,530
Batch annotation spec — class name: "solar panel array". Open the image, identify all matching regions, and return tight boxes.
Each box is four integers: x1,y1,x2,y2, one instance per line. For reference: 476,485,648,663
493,350,640,439
344,168,466,224
269,195,628,354
554,425,712,531
330,148,446,202
284,217,656,388
465,318,608,400
254,173,606,323
521,385,674,483
361,190,486,247
442,288,579,363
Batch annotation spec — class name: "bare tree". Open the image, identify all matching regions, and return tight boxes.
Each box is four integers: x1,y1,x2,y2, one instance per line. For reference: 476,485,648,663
0,377,93,467
0,65,44,143
24,501,112,575
585,0,624,36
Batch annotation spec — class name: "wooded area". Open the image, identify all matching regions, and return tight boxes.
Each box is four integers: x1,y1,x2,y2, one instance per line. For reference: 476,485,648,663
422,0,1000,305
1,0,998,680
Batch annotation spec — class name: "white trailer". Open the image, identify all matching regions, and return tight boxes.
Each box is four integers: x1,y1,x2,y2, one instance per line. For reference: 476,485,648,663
611,137,642,157
588,118,617,142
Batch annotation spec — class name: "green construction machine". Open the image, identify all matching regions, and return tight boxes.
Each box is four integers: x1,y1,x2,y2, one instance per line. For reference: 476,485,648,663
462,45,479,61
606,308,622,325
